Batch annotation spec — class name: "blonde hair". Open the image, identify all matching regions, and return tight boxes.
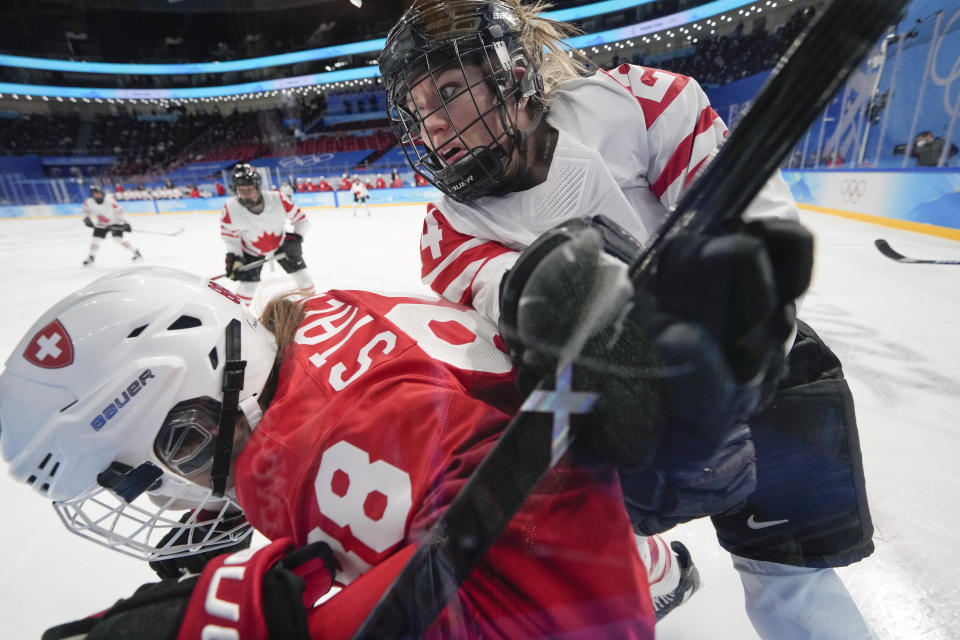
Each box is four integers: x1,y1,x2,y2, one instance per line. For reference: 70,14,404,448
503,0,595,101
259,292,307,360
257,291,308,403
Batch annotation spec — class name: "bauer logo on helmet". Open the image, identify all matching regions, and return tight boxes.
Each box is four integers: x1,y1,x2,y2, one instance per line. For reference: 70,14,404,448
89,369,155,431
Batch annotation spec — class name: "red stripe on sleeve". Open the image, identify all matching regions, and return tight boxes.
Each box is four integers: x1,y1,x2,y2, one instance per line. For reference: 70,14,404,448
650,106,721,199
428,242,513,303
605,66,690,128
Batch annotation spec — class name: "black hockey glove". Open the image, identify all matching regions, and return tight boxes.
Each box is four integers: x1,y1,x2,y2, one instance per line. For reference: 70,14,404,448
42,539,336,640
83,216,94,228
225,252,245,281
652,217,813,386
499,216,812,526
148,510,252,580
279,233,303,260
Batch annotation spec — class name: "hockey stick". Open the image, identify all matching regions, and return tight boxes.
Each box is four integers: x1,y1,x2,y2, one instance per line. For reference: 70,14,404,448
352,1,908,637
130,227,185,236
874,239,960,265
209,252,287,281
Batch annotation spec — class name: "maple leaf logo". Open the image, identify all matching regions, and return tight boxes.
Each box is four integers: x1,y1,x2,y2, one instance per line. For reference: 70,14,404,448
251,231,282,254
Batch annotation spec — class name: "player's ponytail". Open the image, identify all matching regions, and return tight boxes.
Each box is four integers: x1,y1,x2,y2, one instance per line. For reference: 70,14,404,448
258,292,308,405
505,0,594,102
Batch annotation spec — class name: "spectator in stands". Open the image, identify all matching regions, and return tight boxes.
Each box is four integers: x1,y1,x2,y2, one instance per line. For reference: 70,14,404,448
375,173,387,189
894,130,959,167
822,150,844,168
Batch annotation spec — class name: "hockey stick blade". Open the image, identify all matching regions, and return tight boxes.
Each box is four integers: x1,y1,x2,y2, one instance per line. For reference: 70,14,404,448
352,1,908,638
209,252,287,281
875,239,960,265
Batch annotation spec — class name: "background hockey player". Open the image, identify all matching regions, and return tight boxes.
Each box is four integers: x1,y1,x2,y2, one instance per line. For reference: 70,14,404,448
81,184,142,266
350,175,371,217
221,163,316,306
379,0,875,636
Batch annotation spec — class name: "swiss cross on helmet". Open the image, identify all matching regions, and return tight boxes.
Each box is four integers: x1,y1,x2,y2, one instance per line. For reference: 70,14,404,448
0,267,277,561
378,0,545,202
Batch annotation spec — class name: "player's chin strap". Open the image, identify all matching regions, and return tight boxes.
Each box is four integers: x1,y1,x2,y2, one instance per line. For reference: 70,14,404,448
210,318,246,497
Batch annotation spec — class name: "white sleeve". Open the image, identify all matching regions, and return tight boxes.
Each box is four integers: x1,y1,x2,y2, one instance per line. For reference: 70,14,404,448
282,193,310,237
220,204,243,255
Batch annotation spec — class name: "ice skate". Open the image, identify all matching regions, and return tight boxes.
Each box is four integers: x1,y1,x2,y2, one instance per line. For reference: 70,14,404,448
132,249,143,262
82,255,95,266
653,542,700,622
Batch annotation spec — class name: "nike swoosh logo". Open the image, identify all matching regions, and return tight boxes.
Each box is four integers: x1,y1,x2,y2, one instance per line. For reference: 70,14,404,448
747,514,790,530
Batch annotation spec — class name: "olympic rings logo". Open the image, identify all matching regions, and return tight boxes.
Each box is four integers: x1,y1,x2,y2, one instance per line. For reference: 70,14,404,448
840,179,866,204
279,154,336,168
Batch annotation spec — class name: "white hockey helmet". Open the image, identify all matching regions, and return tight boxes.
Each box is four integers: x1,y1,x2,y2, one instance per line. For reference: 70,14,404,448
0,267,277,560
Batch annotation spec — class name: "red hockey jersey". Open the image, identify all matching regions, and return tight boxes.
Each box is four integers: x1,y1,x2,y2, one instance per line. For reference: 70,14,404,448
234,291,653,639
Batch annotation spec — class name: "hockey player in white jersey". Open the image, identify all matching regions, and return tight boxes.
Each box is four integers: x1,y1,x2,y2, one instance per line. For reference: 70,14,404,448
380,0,875,637
221,163,315,306
350,176,371,217
81,185,142,266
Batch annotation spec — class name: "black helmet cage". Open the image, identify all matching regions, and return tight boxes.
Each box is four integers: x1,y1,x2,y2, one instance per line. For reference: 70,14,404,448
231,163,263,209
379,1,544,202
230,163,261,193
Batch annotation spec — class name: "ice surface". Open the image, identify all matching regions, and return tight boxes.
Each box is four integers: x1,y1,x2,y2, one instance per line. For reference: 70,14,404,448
0,205,957,638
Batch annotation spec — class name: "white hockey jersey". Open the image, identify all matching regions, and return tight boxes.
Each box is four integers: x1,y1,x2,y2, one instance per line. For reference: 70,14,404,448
419,64,800,325
81,195,126,228
351,181,370,199
220,190,309,257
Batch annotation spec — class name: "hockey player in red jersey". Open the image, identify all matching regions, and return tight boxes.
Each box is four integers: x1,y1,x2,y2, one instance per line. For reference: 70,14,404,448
81,185,142,266
380,0,875,636
221,163,316,306
2,266,677,639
